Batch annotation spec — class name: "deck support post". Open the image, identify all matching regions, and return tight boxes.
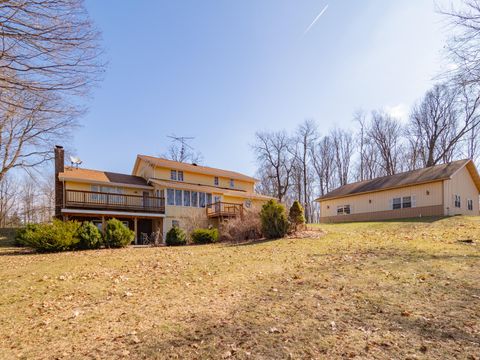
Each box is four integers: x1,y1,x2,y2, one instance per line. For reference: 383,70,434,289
134,217,138,245
101,216,106,236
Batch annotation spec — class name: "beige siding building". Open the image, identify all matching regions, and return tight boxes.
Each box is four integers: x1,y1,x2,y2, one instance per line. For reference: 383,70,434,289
54,147,274,243
316,159,480,223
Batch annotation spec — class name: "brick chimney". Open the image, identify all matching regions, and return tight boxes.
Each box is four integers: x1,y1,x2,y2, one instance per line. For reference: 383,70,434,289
54,146,65,218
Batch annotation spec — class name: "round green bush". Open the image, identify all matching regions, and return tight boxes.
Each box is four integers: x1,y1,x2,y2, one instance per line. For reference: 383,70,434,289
15,220,80,252
76,221,103,250
166,226,187,246
104,219,134,248
191,228,219,244
260,199,289,239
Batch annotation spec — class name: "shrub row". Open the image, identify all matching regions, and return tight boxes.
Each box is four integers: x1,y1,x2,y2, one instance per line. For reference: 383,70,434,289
165,199,305,246
165,226,218,246
15,218,134,252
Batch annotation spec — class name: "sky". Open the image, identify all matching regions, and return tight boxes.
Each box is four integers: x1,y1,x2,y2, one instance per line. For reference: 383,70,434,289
73,0,457,177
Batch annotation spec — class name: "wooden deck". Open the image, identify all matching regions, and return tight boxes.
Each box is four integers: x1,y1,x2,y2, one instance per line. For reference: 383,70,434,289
65,190,165,213
206,201,243,218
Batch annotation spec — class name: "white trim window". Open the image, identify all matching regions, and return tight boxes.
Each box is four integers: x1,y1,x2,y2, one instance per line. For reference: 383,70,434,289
167,189,175,205
199,192,206,208
337,205,351,215
392,197,401,210
178,171,184,181
206,193,213,207
467,199,473,211
183,190,191,206
454,194,461,208
214,176,219,186
170,170,177,181
175,190,182,206
191,192,198,207
402,196,412,208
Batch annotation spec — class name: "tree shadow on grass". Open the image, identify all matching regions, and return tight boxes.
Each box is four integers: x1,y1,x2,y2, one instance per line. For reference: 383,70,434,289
125,249,480,359
224,237,285,247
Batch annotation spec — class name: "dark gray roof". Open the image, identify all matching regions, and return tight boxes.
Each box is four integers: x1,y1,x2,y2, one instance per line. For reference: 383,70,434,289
317,159,472,201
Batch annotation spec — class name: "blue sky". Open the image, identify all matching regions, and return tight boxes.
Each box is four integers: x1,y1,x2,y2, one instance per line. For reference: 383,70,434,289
74,0,454,177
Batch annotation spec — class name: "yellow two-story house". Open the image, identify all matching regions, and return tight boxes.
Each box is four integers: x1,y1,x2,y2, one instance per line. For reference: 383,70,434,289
54,146,273,243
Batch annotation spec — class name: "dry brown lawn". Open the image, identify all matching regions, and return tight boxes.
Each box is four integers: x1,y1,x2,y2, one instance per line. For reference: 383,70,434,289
0,217,479,359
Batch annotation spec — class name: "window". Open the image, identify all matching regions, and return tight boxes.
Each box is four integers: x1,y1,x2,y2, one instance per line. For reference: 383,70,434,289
172,220,179,228
392,197,401,210
336,205,350,215
183,191,191,206
206,193,212,207
199,192,206,208
170,170,177,181
167,189,175,205
214,176,219,186
178,171,184,181
468,199,473,211
455,194,461,208
175,190,182,206
230,179,234,188
191,191,198,207
245,199,252,208
402,196,412,208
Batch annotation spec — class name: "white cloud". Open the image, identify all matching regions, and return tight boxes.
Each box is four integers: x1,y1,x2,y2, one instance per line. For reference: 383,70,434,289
385,103,409,122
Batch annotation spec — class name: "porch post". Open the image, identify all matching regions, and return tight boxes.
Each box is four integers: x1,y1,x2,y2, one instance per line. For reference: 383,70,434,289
101,216,106,236
134,217,138,245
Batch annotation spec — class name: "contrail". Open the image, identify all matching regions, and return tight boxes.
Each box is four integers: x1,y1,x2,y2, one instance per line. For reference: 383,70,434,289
303,4,329,36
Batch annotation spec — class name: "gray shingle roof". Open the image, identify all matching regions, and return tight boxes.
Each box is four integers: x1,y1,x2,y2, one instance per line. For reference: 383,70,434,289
316,159,473,201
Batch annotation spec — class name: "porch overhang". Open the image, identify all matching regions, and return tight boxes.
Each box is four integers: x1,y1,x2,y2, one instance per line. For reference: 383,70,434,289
61,208,165,218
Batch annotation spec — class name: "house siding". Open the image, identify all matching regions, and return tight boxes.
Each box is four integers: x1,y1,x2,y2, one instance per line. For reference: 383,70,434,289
320,205,444,223
133,159,255,192
319,181,443,220
444,166,480,215
64,181,149,196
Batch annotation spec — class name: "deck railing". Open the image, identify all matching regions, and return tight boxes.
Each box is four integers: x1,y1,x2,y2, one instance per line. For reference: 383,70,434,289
65,190,165,213
206,201,243,218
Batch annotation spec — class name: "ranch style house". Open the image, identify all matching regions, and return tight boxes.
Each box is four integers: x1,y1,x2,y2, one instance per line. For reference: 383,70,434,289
316,159,480,223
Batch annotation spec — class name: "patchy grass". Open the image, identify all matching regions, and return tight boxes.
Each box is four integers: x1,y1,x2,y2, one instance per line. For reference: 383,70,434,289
0,217,479,359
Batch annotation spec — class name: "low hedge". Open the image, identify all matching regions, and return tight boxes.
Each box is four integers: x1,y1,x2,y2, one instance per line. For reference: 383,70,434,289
104,219,134,248
191,228,219,244
165,226,187,246
77,221,103,249
15,220,81,252
15,218,134,252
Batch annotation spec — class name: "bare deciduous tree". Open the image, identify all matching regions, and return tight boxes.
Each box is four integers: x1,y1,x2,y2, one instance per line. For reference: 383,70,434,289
331,128,353,186
0,0,104,181
294,119,317,222
311,136,336,196
253,131,293,203
441,0,480,86
367,111,403,176
0,174,18,227
408,83,479,167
